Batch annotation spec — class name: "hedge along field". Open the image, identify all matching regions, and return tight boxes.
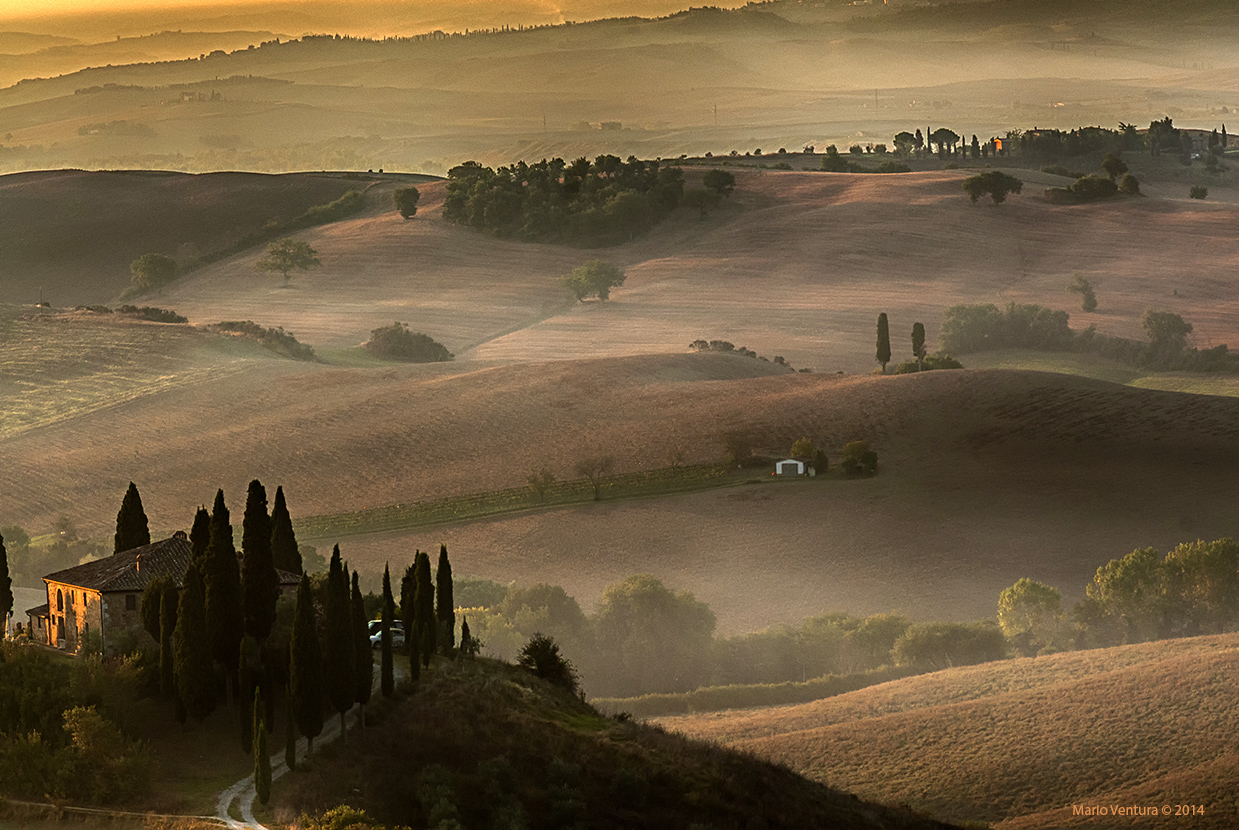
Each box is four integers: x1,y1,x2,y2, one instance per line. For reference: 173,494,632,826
658,633,1239,828
294,463,729,540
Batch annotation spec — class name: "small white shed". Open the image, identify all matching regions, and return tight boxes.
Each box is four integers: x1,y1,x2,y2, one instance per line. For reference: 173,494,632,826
775,457,815,477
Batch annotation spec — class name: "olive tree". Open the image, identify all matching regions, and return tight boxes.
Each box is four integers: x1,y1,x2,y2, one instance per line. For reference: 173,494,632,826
255,238,320,286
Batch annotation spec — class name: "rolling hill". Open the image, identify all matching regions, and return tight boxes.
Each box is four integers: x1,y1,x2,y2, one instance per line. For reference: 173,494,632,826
1,0,1237,172
657,632,1239,828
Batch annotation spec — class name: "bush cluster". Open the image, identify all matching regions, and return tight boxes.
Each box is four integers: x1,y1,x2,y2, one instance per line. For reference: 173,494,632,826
363,322,453,363
213,320,318,361
443,156,684,245
117,305,187,324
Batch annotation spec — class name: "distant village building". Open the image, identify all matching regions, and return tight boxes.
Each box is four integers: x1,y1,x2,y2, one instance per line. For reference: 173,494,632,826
775,457,816,477
30,533,298,656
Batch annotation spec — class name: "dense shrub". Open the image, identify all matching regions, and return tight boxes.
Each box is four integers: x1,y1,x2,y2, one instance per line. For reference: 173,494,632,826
363,322,453,363
117,305,187,324
1189,185,1208,199
517,634,579,694
214,320,318,361
874,161,912,173
939,303,1073,354
891,353,964,373
443,156,684,246
891,621,1007,670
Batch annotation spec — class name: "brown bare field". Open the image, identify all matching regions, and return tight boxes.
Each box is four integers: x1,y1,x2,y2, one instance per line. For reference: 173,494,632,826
0,169,369,306
657,633,1239,828
4,308,1239,633
151,167,1239,377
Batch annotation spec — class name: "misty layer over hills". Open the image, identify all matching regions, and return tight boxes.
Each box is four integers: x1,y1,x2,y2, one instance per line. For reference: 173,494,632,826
1,0,1237,173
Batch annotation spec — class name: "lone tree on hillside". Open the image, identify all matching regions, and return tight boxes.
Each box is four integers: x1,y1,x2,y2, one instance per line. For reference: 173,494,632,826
526,467,556,502
1101,153,1128,181
574,455,615,500
393,186,421,219
997,577,1064,657
114,482,150,553
876,313,891,372
129,253,178,295
702,169,736,198
255,238,320,286
912,322,926,370
560,260,626,302
962,171,1023,204
1068,274,1098,312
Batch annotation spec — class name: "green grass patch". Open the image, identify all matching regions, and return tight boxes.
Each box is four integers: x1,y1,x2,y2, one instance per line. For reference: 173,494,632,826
592,665,920,718
294,464,734,540
1128,374,1239,397
963,349,1143,385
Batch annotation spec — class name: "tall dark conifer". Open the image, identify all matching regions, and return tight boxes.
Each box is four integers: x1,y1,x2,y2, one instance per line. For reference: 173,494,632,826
284,685,297,772
324,546,355,739
290,574,324,756
254,687,271,805
241,479,279,641
380,564,395,698
189,506,211,574
436,544,455,652
414,550,436,667
174,566,216,720
114,482,151,553
351,572,372,725
400,562,416,654
204,489,244,699
876,313,891,372
0,533,12,634
912,321,926,370
159,579,179,698
270,486,302,574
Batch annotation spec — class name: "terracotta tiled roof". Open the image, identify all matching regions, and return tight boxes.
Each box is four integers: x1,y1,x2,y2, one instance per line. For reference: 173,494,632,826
27,603,50,617
44,536,193,592
43,535,303,593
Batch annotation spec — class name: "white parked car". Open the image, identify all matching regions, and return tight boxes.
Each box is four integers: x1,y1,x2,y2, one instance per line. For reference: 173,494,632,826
369,619,405,648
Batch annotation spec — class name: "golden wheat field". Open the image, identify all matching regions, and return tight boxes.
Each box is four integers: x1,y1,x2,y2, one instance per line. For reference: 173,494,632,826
658,633,1239,828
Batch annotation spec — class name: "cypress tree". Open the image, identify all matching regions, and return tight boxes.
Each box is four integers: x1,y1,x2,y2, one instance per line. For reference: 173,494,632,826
876,312,891,372
352,572,372,726
140,578,164,642
324,546,355,740
204,489,244,698
409,621,421,682
270,486,302,574
254,687,271,805
400,562,416,655
436,544,455,653
284,683,296,772
0,533,11,635
414,550,436,667
912,321,926,370
241,480,279,641
1223,124,1228,148
174,566,216,720
114,481,151,554
159,579,179,698
290,574,324,756
380,565,395,698
189,506,211,573
460,617,473,657
239,635,259,753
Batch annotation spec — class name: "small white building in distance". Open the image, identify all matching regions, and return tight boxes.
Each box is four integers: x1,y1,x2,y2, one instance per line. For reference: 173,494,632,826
775,456,816,477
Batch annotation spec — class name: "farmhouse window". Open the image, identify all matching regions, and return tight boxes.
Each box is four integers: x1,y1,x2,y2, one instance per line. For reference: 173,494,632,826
126,595,137,611
57,590,63,611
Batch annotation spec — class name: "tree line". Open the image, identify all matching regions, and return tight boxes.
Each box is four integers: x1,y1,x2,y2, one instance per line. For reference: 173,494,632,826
939,302,1238,372
442,156,686,245
999,538,1239,657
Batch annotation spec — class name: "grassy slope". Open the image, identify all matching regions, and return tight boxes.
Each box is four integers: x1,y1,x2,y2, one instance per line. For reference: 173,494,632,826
271,656,961,830
657,633,1239,828
0,169,370,305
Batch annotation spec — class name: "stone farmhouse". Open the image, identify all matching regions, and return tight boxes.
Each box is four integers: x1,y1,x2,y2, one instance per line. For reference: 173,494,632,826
28,532,299,656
